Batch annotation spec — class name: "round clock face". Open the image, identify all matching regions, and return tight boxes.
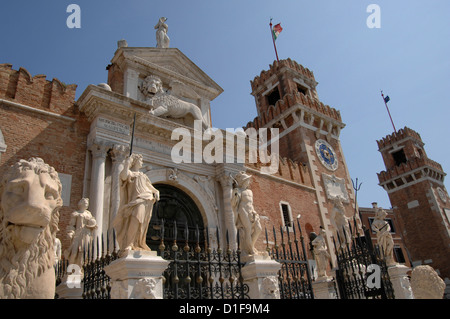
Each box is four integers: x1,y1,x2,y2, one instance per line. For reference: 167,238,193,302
315,139,338,171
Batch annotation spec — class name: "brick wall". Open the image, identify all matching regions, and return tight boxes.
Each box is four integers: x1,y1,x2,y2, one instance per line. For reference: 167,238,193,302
387,180,450,279
249,170,321,259
0,64,90,250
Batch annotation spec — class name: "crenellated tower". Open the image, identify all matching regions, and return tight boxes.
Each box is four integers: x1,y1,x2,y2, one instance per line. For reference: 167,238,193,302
244,58,358,264
377,127,450,286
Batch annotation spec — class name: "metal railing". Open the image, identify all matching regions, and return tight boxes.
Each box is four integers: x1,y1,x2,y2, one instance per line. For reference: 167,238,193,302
82,233,119,299
157,220,249,299
333,222,395,299
266,220,314,299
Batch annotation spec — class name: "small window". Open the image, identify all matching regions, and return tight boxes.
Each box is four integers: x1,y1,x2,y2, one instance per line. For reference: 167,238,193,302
392,149,407,166
280,202,293,230
297,84,308,95
267,87,281,106
386,218,395,233
393,246,406,263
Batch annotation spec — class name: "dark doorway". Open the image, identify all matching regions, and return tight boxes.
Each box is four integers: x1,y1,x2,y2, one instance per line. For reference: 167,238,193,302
147,184,205,251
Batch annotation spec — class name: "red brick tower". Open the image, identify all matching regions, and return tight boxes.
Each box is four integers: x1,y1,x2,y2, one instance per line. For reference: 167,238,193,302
377,127,450,286
244,59,358,263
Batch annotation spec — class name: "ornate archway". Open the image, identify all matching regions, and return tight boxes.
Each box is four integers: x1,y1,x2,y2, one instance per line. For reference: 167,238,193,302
147,184,205,251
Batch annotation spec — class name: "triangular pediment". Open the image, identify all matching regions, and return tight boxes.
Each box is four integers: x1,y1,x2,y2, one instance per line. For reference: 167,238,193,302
111,47,223,101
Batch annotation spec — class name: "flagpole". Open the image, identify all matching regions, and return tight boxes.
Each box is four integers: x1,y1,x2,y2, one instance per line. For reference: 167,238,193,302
381,90,396,134
270,19,280,62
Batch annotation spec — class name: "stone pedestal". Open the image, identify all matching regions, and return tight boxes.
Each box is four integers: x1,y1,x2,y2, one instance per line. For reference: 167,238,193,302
55,275,84,299
104,250,170,299
388,264,414,299
312,276,337,299
241,253,282,299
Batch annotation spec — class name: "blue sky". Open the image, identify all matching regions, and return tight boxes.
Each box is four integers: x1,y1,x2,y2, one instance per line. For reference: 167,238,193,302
1,1,449,209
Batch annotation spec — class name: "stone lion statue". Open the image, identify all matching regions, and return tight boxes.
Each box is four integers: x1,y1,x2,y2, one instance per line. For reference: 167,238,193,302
410,265,446,299
140,75,209,130
0,158,62,299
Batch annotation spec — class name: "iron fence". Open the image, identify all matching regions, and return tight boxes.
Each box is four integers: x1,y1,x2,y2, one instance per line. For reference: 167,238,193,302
266,220,314,299
54,258,69,289
54,232,119,299
157,220,250,299
333,221,395,299
82,234,119,299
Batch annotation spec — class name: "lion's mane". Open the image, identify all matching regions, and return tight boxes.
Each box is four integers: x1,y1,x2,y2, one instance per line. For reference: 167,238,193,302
0,158,61,299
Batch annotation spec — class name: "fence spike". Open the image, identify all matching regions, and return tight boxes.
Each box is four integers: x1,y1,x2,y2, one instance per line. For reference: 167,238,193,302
292,220,297,237
348,219,353,240
272,226,277,247
106,230,110,255
286,222,291,242
185,221,189,242
96,236,100,260
205,226,210,248
216,226,220,248
195,224,200,244
101,232,105,257
161,218,165,241
174,220,178,241
112,228,117,253
297,218,304,237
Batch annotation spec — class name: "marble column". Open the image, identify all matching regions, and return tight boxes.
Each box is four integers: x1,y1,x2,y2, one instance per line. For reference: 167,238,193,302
89,142,109,256
218,172,237,250
109,145,128,232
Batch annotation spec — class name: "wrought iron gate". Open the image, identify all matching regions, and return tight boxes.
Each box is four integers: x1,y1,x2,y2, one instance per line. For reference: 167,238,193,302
266,220,314,299
334,226,395,299
157,220,249,299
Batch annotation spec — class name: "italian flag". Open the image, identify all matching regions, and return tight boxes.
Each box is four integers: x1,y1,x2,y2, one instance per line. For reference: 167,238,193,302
272,23,283,40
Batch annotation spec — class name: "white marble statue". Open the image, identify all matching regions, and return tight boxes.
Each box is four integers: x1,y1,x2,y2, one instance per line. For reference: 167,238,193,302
312,227,331,279
155,17,170,48
331,197,351,247
141,75,209,129
112,153,160,254
0,158,62,299
231,172,262,256
371,205,396,266
64,198,97,267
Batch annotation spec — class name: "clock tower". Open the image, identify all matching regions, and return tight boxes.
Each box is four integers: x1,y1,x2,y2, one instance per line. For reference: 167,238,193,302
377,127,450,289
244,59,358,263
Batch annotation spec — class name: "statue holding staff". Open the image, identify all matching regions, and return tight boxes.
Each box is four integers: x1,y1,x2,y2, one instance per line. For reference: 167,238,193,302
112,153,160,254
